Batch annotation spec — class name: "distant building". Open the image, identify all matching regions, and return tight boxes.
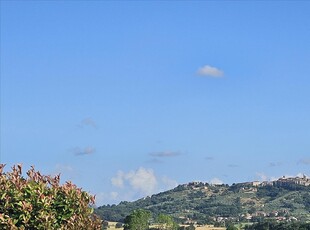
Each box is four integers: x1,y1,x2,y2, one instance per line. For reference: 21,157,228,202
251,181,261,187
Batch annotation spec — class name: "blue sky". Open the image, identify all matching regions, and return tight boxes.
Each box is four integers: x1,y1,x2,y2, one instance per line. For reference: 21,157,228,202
1,1,310,205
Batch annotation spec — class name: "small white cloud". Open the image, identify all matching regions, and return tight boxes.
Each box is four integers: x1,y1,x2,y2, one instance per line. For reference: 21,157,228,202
197,65,224,77
210,177,223,185
71,146,96,156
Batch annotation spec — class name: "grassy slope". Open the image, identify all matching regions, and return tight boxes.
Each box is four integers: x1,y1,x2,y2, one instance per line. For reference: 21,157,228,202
96,183,310,223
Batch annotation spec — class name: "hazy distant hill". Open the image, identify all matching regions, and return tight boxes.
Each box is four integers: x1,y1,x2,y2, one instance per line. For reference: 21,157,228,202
95,178,310,224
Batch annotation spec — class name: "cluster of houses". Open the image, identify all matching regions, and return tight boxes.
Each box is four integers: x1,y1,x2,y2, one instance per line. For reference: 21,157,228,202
241,174,310,188
273,174,310,187
240,210,298,222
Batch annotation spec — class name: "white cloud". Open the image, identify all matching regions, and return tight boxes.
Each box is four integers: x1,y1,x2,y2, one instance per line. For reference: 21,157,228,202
197,65,224,77
111,167,158,196
110,168,178,202
125,168,158,195
210,177,223,185
71,146,96,156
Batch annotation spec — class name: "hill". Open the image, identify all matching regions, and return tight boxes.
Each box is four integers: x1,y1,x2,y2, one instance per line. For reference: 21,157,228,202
95,176,310,225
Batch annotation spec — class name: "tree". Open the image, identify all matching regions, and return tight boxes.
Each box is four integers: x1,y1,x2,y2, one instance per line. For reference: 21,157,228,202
156,214,178,230
124,209,151,230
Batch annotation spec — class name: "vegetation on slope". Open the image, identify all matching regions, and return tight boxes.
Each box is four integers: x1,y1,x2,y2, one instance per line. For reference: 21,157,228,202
96,181,310,224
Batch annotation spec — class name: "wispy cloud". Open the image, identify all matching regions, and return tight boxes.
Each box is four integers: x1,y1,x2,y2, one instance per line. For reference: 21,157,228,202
78,117,97,129
150,151,181,158
298,158,310,165
268,162,282,167
146,158,163,164
197,65,224,77
227,164,239,168
205,156,214,161
71,146,96,156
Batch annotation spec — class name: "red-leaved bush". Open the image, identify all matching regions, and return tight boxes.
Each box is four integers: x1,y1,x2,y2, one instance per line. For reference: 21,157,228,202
0,164,102,229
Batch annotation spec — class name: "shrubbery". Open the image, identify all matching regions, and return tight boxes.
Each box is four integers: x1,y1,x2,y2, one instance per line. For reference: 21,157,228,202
0,164,102,229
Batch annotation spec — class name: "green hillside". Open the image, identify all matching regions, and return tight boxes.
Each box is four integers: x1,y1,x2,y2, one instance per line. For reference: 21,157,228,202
95,180,310,225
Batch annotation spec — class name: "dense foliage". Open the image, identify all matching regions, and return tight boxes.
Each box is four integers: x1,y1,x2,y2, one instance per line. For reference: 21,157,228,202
124,210,179,230
124,209,151,230
0,164,102,229
156,213,178,230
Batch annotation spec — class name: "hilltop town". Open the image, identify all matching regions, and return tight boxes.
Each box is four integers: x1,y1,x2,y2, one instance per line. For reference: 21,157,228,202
183,174,310,188
273,174,310,187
